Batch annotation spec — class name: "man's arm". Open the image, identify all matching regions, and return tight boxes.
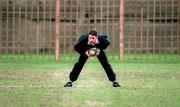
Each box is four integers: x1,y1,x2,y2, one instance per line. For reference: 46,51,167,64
74,35,88,54
97,35,111,50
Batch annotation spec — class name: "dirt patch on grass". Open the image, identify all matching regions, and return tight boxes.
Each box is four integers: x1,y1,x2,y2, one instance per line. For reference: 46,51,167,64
47,72,65,78
85,100,105,107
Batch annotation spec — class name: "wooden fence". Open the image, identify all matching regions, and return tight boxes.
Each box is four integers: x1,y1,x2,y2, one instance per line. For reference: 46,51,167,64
0,0,179,60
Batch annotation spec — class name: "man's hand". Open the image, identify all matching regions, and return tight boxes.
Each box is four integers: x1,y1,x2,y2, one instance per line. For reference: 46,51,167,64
89,50,96,56
85,48,100,57
85,50,91,57
85,50,95,57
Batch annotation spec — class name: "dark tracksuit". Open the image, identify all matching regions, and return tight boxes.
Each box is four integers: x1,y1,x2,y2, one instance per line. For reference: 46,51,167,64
69,33,116,82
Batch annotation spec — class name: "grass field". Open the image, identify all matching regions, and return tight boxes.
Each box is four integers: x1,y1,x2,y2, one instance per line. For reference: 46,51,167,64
0,54,180,107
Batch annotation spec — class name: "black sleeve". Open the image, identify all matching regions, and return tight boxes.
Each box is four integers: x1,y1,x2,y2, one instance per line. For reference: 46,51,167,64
74,35,88,54
98,35,111,50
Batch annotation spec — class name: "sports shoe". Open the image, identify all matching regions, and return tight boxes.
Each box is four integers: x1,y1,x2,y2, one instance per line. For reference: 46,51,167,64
64,81,72,87
113,81,121,87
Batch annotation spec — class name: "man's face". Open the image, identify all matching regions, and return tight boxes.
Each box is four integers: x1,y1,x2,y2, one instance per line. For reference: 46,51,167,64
88,34,97,45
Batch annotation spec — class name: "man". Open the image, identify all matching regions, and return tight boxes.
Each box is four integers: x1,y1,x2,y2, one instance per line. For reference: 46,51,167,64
64,29,121,87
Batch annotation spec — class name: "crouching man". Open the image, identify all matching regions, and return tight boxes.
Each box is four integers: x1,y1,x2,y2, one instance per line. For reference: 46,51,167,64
64,29,121,87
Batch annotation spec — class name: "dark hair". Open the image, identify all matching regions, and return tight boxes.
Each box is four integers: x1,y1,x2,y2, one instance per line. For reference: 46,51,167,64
89,29,98,36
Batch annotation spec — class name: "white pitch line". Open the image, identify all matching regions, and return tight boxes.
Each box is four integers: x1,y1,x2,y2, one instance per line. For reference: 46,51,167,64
0,85,110,88
0,85,63,88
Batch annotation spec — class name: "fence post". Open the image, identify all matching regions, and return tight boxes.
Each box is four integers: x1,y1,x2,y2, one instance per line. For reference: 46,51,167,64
0,0,2,59
55,0,60,60
119,0,125,61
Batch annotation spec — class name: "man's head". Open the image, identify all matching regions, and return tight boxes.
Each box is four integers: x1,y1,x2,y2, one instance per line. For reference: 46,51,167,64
89,29,97,36
88,29,98,45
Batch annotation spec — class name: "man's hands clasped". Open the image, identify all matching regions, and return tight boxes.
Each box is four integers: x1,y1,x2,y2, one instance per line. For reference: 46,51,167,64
85,48,100,57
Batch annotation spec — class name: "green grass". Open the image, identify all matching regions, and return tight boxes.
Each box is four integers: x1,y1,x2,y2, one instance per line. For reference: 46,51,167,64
0,54,180,107
0,53,180,63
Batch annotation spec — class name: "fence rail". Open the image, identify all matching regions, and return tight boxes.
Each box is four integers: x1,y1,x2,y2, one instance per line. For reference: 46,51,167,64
0,0,180,61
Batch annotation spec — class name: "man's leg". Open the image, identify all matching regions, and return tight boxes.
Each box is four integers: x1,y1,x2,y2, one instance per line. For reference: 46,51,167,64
97,51,116,81
97,51,120,87
69,53,88,81
64,54,88,87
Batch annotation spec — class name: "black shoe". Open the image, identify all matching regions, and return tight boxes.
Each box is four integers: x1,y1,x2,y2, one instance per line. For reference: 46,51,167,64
113,81,121,87
64,82,72,87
